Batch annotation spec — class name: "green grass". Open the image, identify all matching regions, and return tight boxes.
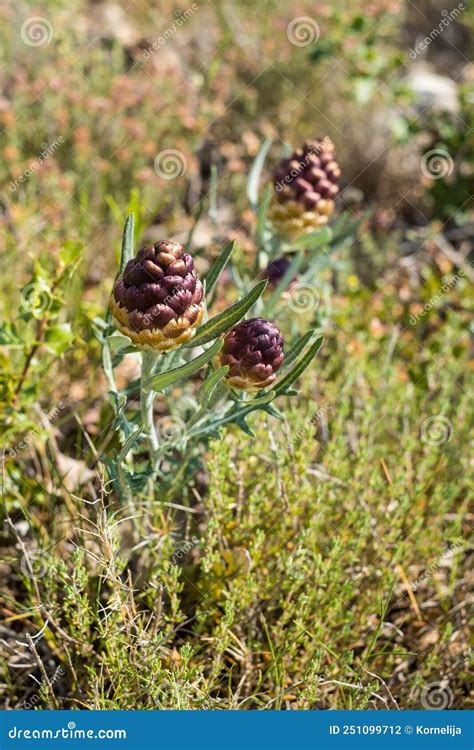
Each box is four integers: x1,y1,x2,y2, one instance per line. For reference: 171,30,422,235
2,290,471,709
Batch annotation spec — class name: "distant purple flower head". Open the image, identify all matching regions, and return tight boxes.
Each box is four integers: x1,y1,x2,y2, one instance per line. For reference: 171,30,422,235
218,317,284,391
262,257,293,288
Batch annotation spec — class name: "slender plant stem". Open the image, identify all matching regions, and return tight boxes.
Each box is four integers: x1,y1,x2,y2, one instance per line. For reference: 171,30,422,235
140,351,159,458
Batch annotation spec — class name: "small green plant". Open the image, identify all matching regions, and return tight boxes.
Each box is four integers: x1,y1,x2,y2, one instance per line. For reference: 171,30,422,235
99,212,323,498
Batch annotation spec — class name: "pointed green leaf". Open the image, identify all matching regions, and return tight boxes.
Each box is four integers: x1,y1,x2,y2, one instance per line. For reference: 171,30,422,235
200,365,229,401
264,253,304,317
256,186,272,251
291,227,332,249
146,339,223,392
235,417,255,438
204,240,235,297
274,337,324,396
248,136,272,211
118,428,143,461
282,330,316,372
262,403,285,419
107,333,132,355
119,213,135,272
183,280,268,349
237,390,275,407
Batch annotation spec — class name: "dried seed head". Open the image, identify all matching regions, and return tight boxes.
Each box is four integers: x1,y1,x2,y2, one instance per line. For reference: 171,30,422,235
268,137,341,240
111,240,205,350
218,317,284,391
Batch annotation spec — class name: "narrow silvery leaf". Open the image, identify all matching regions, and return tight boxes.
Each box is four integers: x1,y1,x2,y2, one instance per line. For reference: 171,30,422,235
107,333,132,355
146,338,223,392
291,227,332,249
282,330,316,372
200,365,229,401
119,213,135,272
183,280,267,348
204,240,235,297
118,428,143,461
274,337,324,396
237,390,275,407
248,137,272,211
264,253,304,317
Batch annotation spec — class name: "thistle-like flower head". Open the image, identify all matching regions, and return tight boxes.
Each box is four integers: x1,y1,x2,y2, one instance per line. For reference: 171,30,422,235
268,137,341,240
111,240,205,350
218,317,284,391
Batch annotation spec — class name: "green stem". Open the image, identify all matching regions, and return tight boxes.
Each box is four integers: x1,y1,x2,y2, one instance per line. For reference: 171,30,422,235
140,351,159,458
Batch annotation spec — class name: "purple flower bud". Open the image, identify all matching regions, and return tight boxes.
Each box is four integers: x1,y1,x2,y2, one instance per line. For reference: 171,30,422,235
111,239,205,351
218,318,284,391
